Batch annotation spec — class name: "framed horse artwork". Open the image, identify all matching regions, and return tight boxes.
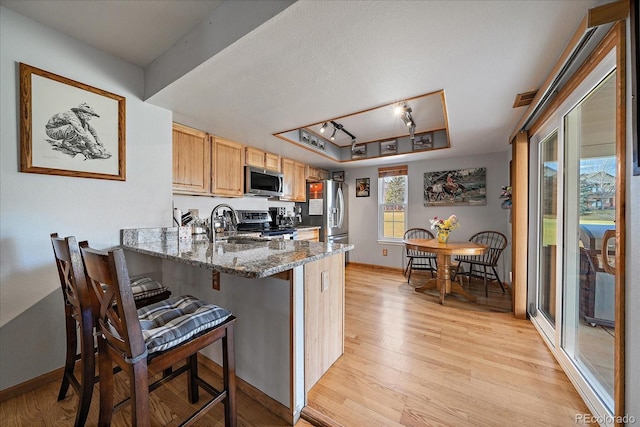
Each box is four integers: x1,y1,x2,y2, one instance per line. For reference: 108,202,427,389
423,167,486,206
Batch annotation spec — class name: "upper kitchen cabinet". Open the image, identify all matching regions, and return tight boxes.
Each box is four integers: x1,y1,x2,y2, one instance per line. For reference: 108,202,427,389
211,136,244,197
172,123,211,195
281,157,306,202
306,165,329,182
245,147,281,172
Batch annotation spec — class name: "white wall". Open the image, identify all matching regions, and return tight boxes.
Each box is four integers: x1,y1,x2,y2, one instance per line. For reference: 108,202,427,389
345,152,511,279
0,7,172,389
625,15,639,418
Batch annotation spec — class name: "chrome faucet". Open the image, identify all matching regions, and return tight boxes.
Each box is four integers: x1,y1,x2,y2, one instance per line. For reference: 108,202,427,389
208,204,239,243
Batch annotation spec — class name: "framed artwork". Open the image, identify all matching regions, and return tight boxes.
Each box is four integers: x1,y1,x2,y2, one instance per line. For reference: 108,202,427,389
299,129,310,144
424,167,486,206
413,132,434,151
356,178,370,197
332,170,345,182
379,139,397,156
19,63,126,181
351,144,367,159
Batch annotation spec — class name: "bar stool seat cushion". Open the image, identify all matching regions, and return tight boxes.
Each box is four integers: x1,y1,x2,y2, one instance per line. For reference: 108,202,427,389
137,295,232,354
130,276,169,301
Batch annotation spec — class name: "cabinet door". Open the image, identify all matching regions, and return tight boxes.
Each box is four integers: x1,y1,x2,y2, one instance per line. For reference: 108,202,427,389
245,147,265,168
304,253,344,391
265,152,281,172
293,161,307,202
281,157,295,200
172,123,210,194
212,137,244,197
295,229,319,241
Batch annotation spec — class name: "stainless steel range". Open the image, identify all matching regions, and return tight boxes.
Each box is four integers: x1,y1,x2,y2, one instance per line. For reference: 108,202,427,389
236,210,297,240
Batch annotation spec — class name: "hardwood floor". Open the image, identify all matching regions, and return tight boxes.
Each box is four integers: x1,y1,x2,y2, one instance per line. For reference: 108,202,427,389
305,264,596,426
0,264,595,426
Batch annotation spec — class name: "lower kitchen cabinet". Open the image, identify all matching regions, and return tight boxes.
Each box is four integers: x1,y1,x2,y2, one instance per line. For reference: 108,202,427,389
304,253,344,392
295,228,319,242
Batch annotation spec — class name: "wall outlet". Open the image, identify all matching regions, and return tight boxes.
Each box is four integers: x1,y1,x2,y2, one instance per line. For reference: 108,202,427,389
382,249,388,256
321,271,329,292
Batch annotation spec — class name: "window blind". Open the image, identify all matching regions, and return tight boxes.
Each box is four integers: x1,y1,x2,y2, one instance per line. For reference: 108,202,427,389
378,165,407,178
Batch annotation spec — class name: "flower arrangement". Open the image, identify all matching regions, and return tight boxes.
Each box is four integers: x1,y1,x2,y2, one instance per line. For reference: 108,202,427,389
430,215,460,243
429,214,460,232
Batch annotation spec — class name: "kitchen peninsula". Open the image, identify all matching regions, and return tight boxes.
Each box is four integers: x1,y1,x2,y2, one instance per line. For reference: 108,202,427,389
121,227,352,424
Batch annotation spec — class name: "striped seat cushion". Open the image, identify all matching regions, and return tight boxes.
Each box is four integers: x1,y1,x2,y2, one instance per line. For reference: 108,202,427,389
137,295,232,354
101,276,169,300
129,276,169,301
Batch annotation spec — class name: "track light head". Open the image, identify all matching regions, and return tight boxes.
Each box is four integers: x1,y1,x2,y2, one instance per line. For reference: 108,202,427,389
330,127,337,141
320,122,328,133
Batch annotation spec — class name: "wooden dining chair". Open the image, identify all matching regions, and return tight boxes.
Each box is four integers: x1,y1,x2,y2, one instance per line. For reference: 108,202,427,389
404,228,437,283
80,244,237,427
51,233,173,426
454,231,507,297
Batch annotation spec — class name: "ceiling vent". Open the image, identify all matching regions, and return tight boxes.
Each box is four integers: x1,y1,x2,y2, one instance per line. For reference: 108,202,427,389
513,90,538,108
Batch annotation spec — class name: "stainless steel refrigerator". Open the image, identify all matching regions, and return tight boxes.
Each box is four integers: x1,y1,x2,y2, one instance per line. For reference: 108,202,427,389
296,180,349,263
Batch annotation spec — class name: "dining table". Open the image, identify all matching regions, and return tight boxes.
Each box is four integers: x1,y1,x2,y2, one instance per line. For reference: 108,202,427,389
403,238,488,304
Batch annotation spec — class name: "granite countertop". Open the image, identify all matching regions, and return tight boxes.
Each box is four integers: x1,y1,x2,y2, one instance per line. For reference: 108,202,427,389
121,227,352,279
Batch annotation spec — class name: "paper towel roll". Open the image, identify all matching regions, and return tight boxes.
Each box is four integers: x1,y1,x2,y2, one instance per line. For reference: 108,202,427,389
173,208,182,226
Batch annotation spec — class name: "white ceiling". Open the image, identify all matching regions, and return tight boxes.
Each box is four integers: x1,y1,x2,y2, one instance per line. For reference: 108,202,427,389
1,0,604,169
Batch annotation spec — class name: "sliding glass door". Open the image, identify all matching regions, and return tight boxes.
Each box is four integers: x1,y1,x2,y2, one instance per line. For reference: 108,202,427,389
562,69,616,411
529,48,619,420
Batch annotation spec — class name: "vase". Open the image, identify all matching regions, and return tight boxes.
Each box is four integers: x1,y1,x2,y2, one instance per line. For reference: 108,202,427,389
437,229,450,243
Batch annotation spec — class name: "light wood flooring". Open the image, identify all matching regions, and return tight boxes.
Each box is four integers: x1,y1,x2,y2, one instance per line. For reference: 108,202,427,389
0,264,595,426
304,264,596,426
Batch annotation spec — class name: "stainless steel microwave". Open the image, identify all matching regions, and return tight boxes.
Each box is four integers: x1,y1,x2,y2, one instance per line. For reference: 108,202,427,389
245,166,284,197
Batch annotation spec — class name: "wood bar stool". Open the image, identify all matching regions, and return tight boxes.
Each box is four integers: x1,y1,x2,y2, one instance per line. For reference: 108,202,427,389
51,233,171,427
81,244,236,427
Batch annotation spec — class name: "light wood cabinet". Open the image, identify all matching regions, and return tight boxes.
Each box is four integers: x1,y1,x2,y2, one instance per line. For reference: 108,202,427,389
295,228,319,242
306,165,329,182
281,157,306,202
245,147,281,172
265,153,281,172
211,136,244,197
304,253,344,392
172,123,211,194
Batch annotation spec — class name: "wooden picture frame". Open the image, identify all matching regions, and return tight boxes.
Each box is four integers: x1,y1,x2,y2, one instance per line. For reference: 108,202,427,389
355,178,370,197
19,63,126,181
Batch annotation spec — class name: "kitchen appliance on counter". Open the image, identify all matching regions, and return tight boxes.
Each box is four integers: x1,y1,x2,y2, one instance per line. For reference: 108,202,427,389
295,180,349,264
236,210,297,240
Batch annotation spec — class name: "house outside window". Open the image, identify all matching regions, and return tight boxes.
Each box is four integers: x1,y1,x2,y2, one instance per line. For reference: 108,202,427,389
378,165,408,242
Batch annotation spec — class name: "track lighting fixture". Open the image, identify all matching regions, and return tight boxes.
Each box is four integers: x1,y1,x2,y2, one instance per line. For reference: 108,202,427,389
320,122,328,133
328,120,356,145
330,127,337,141
396,102,416,133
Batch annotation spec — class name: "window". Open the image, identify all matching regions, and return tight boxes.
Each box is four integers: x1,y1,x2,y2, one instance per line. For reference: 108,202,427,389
378,165,408,241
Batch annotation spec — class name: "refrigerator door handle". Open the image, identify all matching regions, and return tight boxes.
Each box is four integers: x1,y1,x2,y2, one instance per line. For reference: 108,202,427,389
337,186,345,228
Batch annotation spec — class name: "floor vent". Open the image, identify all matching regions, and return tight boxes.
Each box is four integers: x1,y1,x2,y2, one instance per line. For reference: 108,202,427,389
513,90,538,108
